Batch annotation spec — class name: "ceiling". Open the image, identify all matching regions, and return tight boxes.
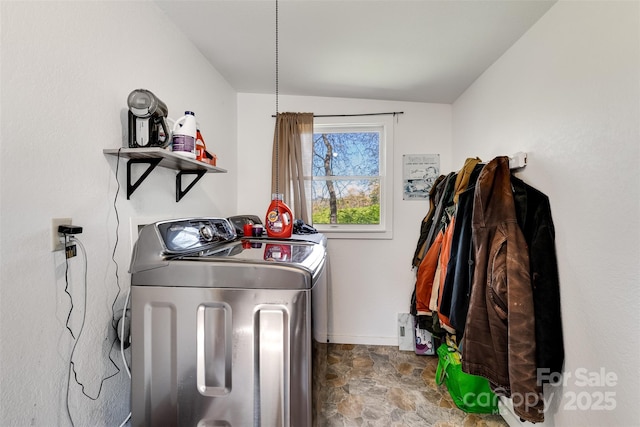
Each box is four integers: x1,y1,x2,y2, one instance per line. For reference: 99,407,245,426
155,0,556,104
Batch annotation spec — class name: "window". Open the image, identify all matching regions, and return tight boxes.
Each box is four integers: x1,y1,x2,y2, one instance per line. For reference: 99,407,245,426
310,116,393,239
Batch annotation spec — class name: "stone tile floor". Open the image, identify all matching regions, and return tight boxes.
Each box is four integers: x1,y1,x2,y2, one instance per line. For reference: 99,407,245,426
318,344,509,427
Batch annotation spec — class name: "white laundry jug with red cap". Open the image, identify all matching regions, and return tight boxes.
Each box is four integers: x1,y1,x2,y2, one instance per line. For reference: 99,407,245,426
172,111,197,159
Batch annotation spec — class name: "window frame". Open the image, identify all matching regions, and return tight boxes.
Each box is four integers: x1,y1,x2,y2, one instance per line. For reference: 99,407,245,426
310,115,394,240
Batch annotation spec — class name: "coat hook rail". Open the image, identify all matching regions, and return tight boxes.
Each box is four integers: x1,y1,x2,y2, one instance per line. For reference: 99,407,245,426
509,152,527,169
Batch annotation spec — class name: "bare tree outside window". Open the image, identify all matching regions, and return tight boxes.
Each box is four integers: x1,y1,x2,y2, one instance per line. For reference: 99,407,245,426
312,130,381,225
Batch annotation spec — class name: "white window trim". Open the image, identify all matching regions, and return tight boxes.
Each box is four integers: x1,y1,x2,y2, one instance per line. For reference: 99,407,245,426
311,115,394,240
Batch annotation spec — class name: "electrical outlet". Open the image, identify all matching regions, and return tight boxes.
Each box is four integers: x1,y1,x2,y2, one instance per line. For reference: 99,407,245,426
51,217,72,251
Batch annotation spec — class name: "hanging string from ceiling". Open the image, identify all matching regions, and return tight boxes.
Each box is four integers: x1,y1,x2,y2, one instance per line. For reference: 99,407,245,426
274,0,280,196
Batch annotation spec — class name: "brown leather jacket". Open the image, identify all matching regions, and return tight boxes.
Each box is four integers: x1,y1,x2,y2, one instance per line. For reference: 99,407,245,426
461,156,543,423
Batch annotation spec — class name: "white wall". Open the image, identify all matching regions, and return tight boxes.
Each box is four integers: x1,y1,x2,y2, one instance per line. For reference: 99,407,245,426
452,1,639,426
237,93,452,344
4,0,637,425
0,2,237,425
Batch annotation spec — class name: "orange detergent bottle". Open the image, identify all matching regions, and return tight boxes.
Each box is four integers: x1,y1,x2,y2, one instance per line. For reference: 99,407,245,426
265,193,293,238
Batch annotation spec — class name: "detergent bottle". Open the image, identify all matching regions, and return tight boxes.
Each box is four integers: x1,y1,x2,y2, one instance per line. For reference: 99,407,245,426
195,124,206,161
265,193,293,238
172,111,197,159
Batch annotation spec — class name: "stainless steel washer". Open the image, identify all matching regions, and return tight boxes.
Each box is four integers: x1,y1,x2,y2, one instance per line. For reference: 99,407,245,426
129,218,327,427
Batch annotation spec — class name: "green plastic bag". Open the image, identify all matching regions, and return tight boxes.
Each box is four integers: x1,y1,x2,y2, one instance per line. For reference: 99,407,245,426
435,343,499,414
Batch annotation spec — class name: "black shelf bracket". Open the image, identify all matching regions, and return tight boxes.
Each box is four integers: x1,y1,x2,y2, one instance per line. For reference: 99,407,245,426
176,170,207,202
126,158,162,199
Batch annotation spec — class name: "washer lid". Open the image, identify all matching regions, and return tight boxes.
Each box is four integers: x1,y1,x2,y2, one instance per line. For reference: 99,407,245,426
194,238,324,271
131,236,326,289
130,218,326,279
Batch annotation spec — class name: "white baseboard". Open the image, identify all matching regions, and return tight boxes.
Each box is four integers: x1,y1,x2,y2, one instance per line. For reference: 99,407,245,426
327,334,398,346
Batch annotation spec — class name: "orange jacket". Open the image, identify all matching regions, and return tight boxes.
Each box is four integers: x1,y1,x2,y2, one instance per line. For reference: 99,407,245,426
436,215,456,333
414,231,443,314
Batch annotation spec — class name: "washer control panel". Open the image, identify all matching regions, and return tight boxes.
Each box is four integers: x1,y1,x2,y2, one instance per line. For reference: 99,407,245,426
156,218,237,254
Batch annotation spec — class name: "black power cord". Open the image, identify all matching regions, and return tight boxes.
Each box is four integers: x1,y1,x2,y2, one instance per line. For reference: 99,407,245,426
63,147,128,426
63,237,122,426
110,148,123,334
62,232,76,340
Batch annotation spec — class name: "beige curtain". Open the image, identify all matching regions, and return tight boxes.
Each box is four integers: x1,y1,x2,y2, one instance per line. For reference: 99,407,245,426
271,112,314,224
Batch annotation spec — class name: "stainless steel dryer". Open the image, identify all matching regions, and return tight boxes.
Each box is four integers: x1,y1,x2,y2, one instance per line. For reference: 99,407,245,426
129,218,327,427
